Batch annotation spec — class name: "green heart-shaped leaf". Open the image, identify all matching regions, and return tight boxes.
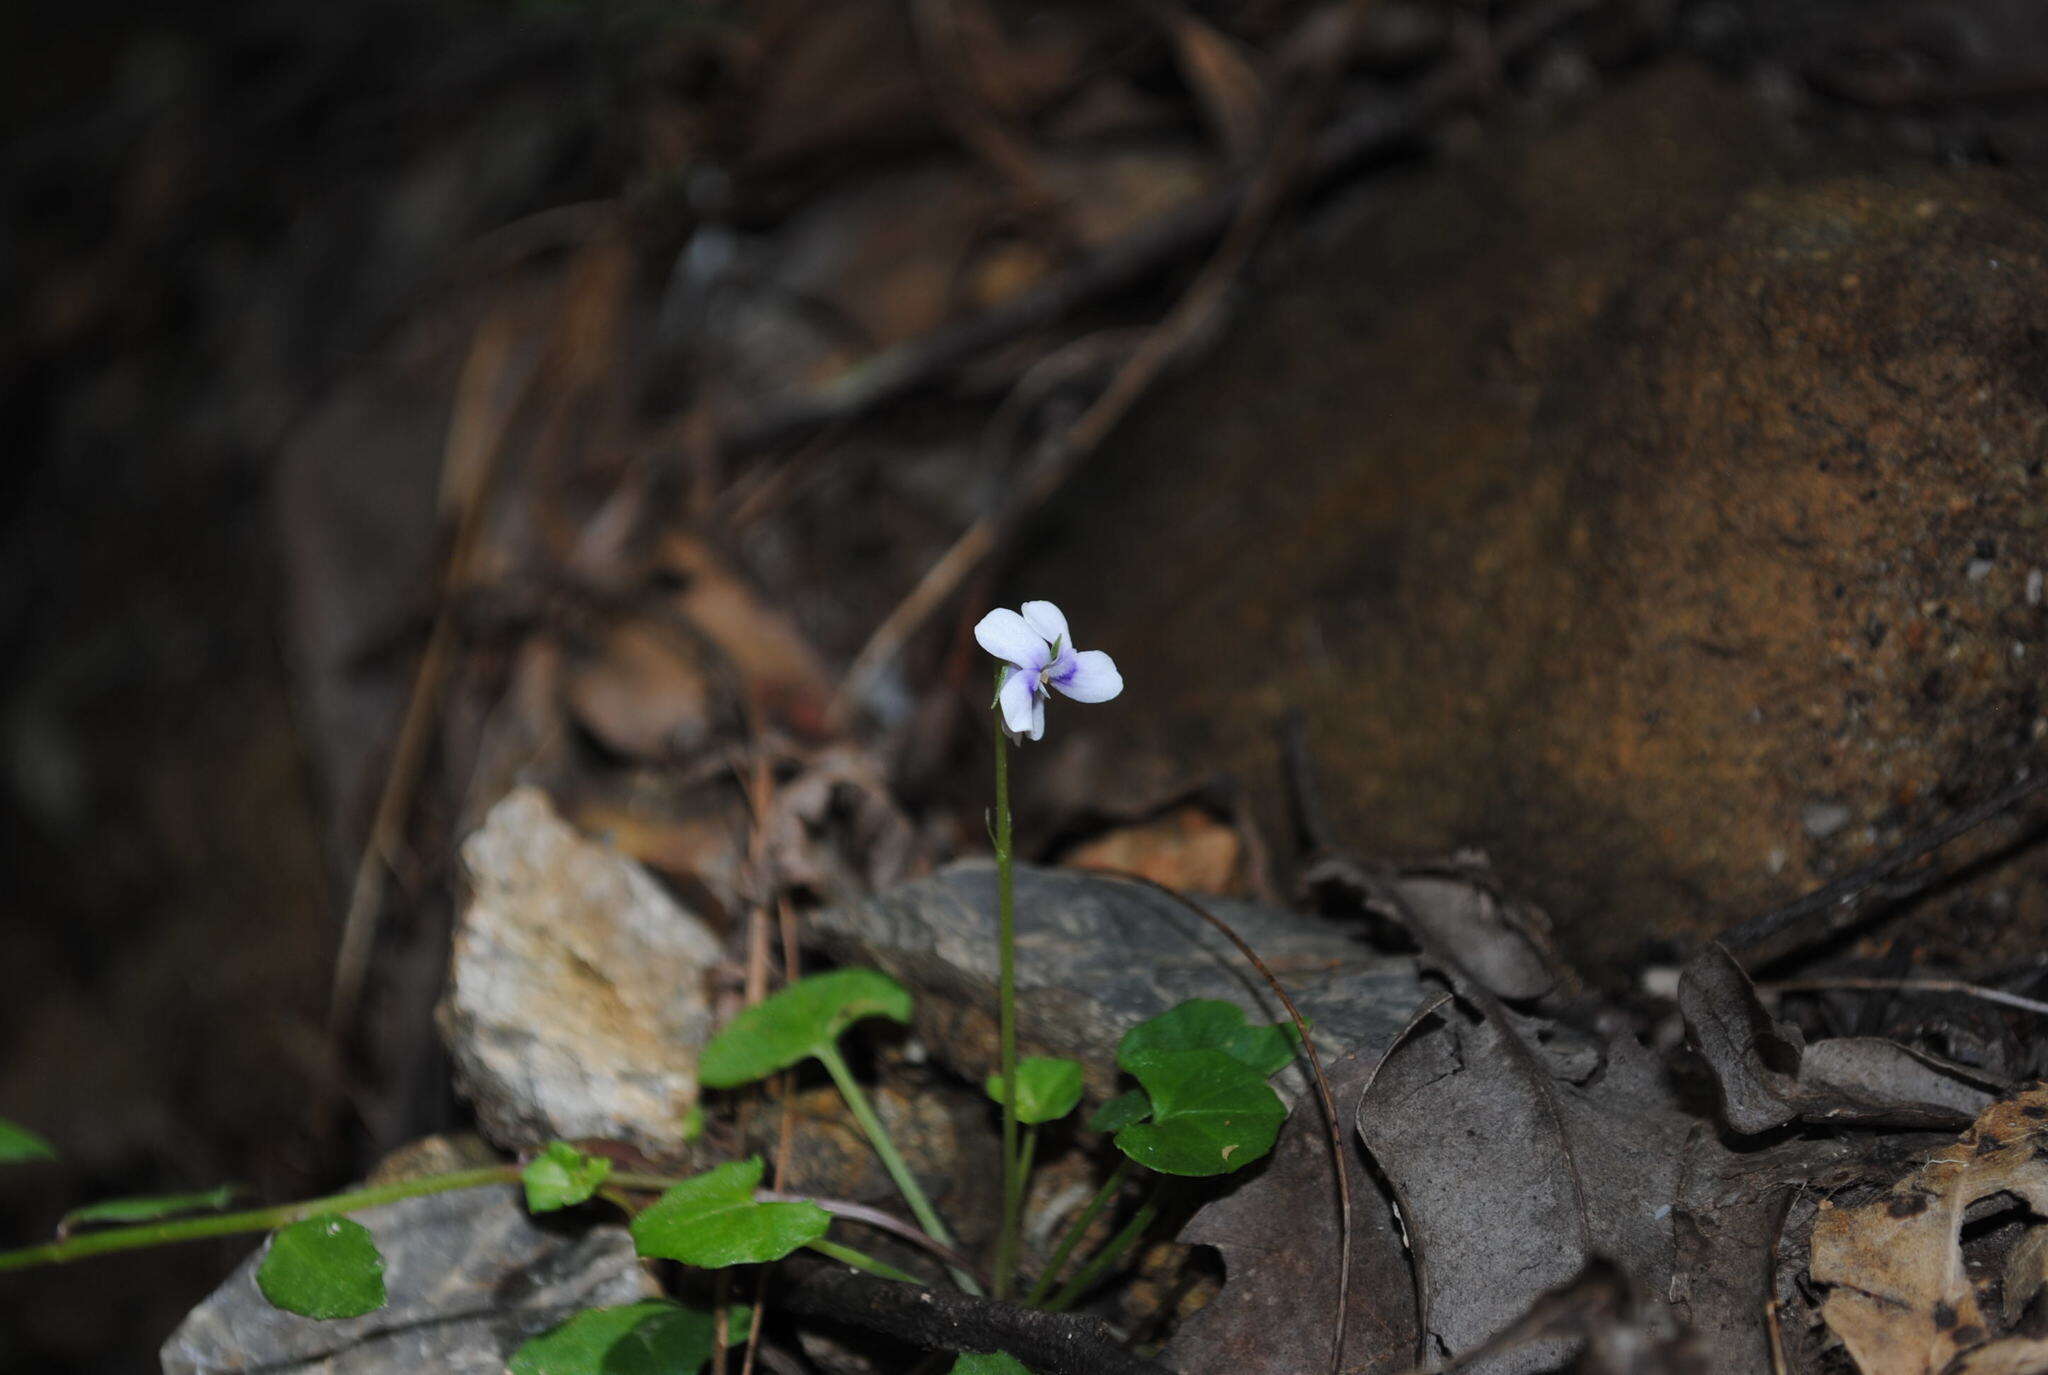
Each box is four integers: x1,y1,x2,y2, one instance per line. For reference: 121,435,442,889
257,1215,387,1319
1088,1089,1151,1133
951,1354,1033,1374
59,1184,237,1233
0,1118,56,1164
630,1157,830,1267
1117,999,1302,1077
699,969,913,1089
1113,1049,1285,1177
523,1142,614,1214
510,1300,723,1375
984,1057,1084,1125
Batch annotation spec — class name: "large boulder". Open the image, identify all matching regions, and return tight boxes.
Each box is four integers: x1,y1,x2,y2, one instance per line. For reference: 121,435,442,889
1024,64,2047,970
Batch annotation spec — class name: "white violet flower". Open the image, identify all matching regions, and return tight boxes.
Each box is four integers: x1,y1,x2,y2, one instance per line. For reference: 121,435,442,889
974,600,1123,741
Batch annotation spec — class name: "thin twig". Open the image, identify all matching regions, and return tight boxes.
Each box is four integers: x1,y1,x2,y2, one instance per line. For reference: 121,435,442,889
1766,1297,1790,1375
758,1192,987,1288
907,0,1069,223
739,740,801,1375
782,1267,1176,1375
1280,708,1337,859
725,0,1595,459
326,315,535,1040
1718,768,2048,962
1762,976,2048,1018
828,0,1595,723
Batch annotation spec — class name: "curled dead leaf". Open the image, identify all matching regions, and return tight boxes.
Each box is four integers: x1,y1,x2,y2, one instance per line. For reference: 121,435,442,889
1679,944,1994,1135
1060,804,1245,895
1811,1086,2048,1375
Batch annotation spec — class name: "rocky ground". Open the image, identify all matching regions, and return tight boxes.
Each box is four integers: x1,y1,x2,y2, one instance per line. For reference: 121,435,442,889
3,0,2047,1370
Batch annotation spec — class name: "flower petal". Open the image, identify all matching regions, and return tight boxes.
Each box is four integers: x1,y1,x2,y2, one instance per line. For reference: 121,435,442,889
1050,649,1122,703
1020,601,1069,650
976,608,1045,669
1028,694,1046,741
998,666,1040,737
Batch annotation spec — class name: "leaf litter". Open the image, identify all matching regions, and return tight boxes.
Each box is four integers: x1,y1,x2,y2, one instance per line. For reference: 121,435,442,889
1153,853,2048,1375
1811,1087,2048,1375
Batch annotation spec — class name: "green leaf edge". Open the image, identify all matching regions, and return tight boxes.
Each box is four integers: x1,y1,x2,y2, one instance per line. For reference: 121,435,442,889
256,1214,388,1320
629,1157,831,1267
1111,1048,1286,1177
509,1299,724,1375
983,1057,1085,1125
951,1354,1034,1374
1115,998,1304,1078
59,1184,238,1232
0,1117,57,1164
523,1141,615,1214
699,968,913,1089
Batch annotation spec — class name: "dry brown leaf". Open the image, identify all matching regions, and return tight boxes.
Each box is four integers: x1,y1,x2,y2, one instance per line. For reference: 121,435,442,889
1354,1002,1692,1372
2003,1226,2048,1325
1390,865,1560,1002
658,534,835,737
1811,1087,2048,1375
1945,1337,2048,1375
572,799,751,926
1156,7,1269,165
763,744,921,903
563,619,720,759
1060,804,1244,894
1680,944,1993,1135
1165,1048,1419,1375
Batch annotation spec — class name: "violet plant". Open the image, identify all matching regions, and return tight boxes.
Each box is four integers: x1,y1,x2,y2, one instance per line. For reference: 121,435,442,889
0,599,1313,1375
974,598,1123,1298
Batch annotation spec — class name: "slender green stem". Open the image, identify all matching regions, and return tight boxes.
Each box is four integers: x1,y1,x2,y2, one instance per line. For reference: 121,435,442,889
1044,1179,1162,1313
1023,1159,1129,1307
0,1166,515,1274
815,1043,981,1295
806,1238,923,1286
1009,1127,1037,1225
992,704,1021,1299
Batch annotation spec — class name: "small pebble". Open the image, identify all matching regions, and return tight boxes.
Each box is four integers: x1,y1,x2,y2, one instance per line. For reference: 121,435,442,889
1966,558,1994,582
2027,568,2044,606
1802,803,1851,839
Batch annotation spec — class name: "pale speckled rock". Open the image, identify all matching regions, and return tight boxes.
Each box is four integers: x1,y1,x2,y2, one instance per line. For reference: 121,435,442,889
160,1184,654,1374
809,861,1433,1102
438,787,723,1157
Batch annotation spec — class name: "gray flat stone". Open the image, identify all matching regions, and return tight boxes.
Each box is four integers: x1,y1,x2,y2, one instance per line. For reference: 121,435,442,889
809,861,1434,1101
160,1184,655,1374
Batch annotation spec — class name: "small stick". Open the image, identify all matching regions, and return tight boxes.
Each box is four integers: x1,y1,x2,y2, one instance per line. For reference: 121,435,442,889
824,0,1598,723
737,736,811,1375
908,0,1070,224
782,1267,1177,1375
725,0,1597,458
326,315,534,1040
1718,769,2048,962
755,1192,987,1288
1762,976,2048,1018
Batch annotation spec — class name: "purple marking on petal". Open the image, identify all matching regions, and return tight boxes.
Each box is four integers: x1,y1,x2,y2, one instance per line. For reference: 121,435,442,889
1020,601,1069,649
976,608,1045,669
998,667,1039,736
1051,649,1122,703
